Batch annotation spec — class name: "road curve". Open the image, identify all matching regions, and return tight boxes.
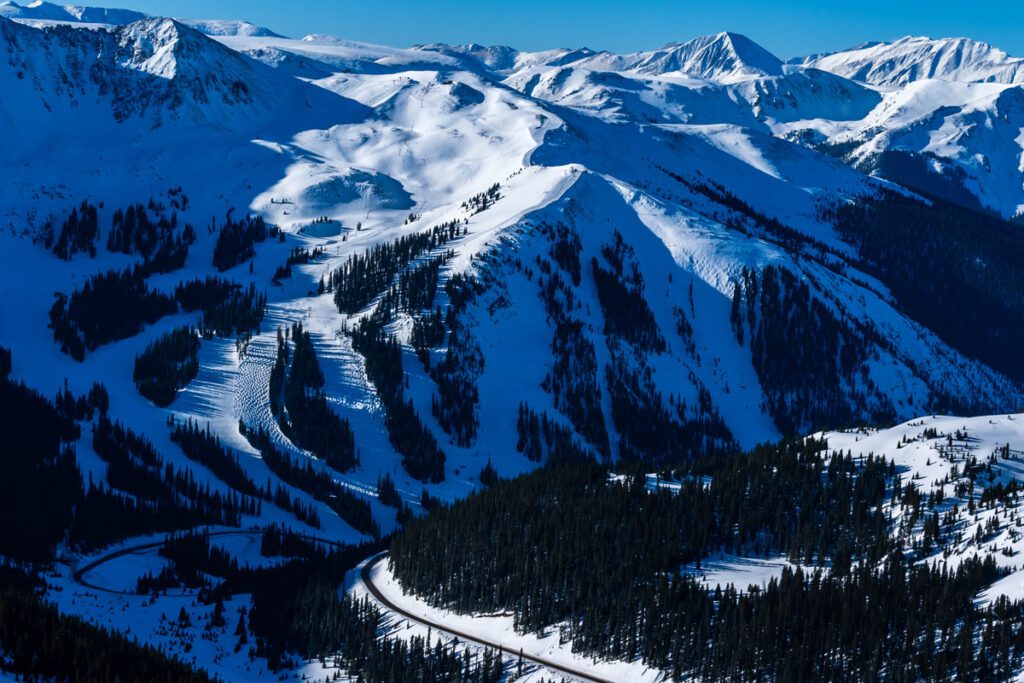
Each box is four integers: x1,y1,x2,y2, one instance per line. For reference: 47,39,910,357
72,529,351,595
75,536,621,681
360,553,618,683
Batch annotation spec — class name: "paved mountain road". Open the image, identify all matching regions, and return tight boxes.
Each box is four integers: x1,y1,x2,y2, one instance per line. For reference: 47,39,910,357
360,553,619,683
72,535,621,682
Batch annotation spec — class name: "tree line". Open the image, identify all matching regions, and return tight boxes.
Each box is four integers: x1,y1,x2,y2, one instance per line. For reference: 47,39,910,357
390,444,1024,679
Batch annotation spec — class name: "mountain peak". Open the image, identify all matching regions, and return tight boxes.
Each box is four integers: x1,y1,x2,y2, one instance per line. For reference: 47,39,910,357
0,0,147,25
115,17,194,79
0,1,281,37
175,18,283,38
630,31,783,82
798,34,1024,85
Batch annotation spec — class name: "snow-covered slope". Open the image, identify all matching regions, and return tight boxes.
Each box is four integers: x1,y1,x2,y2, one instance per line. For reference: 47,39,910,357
797,36,1024,86
815,79,1024,217
0,0,281,37
422,31,784,83
177,19,282,38
825,413,1024,602
220,28,1024,217
0,15,362,144
3,10,1021,510
0,0,145,25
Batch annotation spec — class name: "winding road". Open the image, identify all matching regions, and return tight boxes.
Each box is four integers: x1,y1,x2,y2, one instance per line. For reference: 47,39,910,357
72,534,620,682
360,553,618,683
71,529,350,596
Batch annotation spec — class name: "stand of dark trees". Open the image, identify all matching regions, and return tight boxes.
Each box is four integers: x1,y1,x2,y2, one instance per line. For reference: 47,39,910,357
829,190,1024,384
133,326,199,407
605,347,736,465
174,277,266,338
535,226,609,457
325,221,463,315
75,416,259,550
0,361,81,560
211,213,272,272
51,200,99,260
50,267,177,360
428,274,483,448
350,311,446,482
269,323,359,473
391,446,1024,680
591,230,665,353
107,202,196,275
50,199,197,275
0,565,215,682
239,421,378,538
731,265,895,435
139,534,505,681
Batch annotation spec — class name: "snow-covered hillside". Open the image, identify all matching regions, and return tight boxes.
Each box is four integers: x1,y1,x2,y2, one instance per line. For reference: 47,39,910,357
796,36,1024,87
824,413,1024,602
788,36,1024,218
3,4,1024,680
3,2,1023,527
0,0,280,36
0,0,145,25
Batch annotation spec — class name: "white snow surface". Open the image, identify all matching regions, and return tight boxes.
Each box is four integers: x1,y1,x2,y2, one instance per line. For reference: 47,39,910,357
825,413,1024,603
797,36,1024,87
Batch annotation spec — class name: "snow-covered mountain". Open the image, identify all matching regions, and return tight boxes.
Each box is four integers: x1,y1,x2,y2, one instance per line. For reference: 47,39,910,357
796,35,1024,86
4,5,1024,680
0,14,365,160
176,18,283,38
0,0,281,36
0,0,145,25
423,31,784,82
4,3,1023,512
565,31,785,81
780,36,1024,217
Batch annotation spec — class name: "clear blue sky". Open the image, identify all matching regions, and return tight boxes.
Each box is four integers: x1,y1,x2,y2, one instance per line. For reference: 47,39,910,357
122,0,1024,58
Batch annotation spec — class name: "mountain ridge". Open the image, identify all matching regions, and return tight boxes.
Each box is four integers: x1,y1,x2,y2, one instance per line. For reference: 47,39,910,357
796,34,1024,86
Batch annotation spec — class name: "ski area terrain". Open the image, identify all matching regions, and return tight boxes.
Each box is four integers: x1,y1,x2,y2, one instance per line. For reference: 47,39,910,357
2,3,1024,681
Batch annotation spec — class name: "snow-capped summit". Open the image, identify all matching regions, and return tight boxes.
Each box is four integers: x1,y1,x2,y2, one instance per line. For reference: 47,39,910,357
548,31,785,83
0,0,145,24
796,35,1024,86
0,15,364,147
0,1,281,38
417,42,523,72
630,31,785,81
176,18,283,38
